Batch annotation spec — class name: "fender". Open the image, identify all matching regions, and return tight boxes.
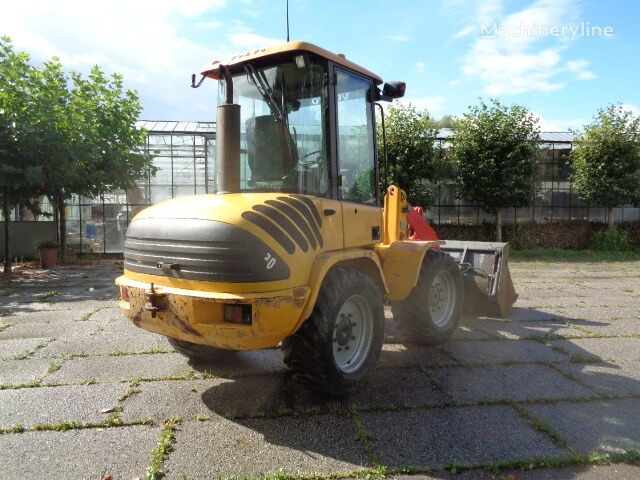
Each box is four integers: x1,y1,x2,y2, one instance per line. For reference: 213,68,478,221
288,249,388,336
376,240,443,301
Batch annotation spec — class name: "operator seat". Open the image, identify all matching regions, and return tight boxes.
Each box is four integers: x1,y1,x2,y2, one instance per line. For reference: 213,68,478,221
245,115,298,182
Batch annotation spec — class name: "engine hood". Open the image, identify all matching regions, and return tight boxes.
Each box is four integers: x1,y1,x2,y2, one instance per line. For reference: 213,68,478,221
125,193,325,288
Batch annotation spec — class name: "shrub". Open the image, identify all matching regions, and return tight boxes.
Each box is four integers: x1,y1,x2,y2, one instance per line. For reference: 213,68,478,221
590,226,633,251
433,221,640,250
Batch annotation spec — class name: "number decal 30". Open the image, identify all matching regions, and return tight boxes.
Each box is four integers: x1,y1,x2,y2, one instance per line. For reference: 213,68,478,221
264,252,277,270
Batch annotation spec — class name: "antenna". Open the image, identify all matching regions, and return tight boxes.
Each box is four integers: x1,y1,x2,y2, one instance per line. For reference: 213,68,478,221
286,0,290,41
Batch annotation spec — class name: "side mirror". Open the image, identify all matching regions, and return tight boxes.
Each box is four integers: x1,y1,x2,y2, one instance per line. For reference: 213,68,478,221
376,81,406,101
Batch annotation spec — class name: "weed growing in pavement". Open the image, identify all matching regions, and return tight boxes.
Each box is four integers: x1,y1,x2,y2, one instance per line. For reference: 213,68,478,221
0,322,12,332
347,404,379,466
108,348,173,356
146,417,181,480
445,462,465,474
62,352,89,360
117,379,141,404
36,290,58,302
47,363,62,374
0,423,25,434
511,403,568,449
11,339,54,360
78,307,104,321
24,418,153,434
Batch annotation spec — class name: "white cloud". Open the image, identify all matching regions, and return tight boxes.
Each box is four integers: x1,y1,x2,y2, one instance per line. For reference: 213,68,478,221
197,20,224,29
457,0,594,95
533,112,587,132
0,0,242,120
565,59,596,80
621,103,640,118
396,97,446,113
228,33,283,49
415,62,427,74
386,34,410,42
451,25,476,40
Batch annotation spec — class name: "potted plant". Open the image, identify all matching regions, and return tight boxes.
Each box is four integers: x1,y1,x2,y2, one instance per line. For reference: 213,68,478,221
36,239,59,269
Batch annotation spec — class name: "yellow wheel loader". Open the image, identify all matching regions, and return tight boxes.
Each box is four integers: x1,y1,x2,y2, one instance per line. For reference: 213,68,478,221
116,42,517,397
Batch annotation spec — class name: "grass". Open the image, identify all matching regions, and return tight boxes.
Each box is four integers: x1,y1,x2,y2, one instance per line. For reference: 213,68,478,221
108,348,173,357
512,403,568,449
511,248,640,262
35,290,58,301
146,418,181,480
12,339,54,360
347,404,379,466
78,307,104,322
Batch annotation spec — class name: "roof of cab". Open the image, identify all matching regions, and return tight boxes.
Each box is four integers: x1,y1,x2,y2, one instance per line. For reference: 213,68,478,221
201,41,383,85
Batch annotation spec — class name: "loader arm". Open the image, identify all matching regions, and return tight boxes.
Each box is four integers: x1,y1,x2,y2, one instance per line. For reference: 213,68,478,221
381,185,518,316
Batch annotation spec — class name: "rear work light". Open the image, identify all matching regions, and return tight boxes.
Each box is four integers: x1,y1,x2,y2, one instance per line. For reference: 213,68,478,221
224,304,252,325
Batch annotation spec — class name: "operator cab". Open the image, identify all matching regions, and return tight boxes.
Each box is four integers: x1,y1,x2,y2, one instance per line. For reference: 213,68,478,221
201,42,404,206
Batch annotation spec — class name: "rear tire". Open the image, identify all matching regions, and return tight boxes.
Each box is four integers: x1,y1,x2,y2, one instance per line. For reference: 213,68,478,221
282,267,384,398
167,337,236,362
391,249,463,345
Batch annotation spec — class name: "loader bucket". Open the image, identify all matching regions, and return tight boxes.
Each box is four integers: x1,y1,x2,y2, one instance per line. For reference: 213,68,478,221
440,240,518,317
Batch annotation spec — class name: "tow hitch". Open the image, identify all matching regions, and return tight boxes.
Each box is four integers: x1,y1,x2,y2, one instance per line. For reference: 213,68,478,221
144,283,167,318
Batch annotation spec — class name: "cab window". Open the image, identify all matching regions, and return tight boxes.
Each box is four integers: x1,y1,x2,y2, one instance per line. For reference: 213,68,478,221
335,69,377,204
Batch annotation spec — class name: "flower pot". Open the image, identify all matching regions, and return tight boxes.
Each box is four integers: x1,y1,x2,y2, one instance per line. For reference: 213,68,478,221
39,247,59,269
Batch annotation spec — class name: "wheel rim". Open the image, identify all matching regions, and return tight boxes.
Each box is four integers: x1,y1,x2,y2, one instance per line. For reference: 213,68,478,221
428,269,457,327
332,294,374,374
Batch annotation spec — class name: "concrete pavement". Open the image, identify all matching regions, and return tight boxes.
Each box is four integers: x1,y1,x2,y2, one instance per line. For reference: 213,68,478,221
0,259,639,479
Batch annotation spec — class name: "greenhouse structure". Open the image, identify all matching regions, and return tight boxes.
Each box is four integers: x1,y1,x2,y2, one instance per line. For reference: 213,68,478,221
2,121,638,255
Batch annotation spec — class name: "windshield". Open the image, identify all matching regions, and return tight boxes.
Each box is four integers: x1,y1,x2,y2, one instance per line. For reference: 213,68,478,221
215,57,329,196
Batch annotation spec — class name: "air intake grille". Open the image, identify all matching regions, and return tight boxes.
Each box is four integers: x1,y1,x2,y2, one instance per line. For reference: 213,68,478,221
242,195,323,254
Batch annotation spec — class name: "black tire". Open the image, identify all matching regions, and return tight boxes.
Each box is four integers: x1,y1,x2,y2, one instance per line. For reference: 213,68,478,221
167,337,236,362
281,267,384,398
391,249,464,345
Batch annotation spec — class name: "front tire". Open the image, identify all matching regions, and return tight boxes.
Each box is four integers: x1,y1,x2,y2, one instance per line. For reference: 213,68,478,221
282,267,384,397
391,249,463,345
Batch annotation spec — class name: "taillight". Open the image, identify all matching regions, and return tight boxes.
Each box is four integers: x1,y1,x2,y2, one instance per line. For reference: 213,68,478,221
120,286,129,302
224,304,252,325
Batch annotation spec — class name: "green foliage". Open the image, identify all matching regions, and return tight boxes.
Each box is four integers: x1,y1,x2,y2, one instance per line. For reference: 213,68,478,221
377,103,446,207
590,225,632,251
571,104,640,209
450,98,540,214
0,37,43,199
0,37,154,263
435,114,456,129
436,221,640,252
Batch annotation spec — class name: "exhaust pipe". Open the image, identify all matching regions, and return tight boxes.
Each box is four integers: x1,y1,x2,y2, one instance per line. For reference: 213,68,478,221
440,240,518,316
216,65,241,194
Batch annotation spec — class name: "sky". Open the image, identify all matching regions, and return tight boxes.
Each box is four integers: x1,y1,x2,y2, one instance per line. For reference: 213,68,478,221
2,0,639,131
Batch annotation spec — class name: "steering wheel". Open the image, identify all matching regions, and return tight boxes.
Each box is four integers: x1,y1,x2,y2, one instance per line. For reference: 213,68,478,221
298,149,322,164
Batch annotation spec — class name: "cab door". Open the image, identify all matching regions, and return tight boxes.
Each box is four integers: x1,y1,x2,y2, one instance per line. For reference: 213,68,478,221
333,67,383,249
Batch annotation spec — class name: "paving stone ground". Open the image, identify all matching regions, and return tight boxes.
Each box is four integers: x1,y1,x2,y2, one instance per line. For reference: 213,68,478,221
0,259,639,479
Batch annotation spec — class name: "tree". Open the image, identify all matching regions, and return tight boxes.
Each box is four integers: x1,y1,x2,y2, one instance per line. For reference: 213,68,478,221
34,63,152,260
571,104,640,229
435,114,456,129
0,38,44,276
450,98,540,241
377,103,446,208
1,38,153,269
